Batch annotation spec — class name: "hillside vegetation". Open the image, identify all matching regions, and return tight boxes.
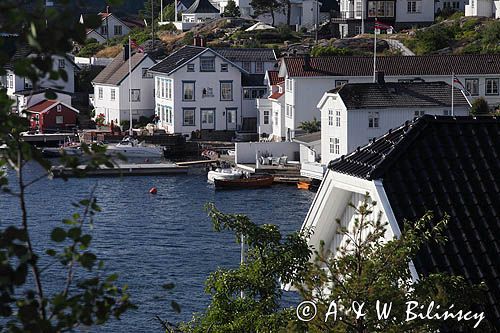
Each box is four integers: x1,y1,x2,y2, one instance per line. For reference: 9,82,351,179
399,14,500,55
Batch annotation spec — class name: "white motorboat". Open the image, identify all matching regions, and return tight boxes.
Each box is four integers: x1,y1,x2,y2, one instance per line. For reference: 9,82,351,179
106,137,164,158
207,163,243,183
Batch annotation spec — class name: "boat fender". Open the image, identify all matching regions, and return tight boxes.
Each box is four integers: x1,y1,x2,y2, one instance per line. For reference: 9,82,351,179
149,187,158,194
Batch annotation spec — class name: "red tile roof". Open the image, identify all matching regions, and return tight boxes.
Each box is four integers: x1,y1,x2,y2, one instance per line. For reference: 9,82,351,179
268,70,284,86
283,54,500,77
269,91,284,100
27,100,58,113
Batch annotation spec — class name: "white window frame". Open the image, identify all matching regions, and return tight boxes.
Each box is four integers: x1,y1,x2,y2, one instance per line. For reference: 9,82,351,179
263,110,270,125
286,78,293,92
221,63,228,72
183,81,195,101
200,57,215,72
55,115,64,124
334,138,340,155
183,108,195,126
255,61,264,74
242,61,251,72
485,78,499,95
110,88,116,101
227,109,237,124
465,78,479,96
329,137,335,154
328,109,334,126
368,111,379,128
98,87,103,100
220,81,233,101
130,89,140,102
187,63,195,72
336,110,341,127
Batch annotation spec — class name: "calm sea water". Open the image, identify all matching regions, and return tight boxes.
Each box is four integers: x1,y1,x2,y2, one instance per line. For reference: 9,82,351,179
0,163,314,332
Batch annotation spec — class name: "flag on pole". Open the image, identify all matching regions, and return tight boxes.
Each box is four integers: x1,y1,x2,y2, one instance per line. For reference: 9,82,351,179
130,39,144,53
453,74,468,94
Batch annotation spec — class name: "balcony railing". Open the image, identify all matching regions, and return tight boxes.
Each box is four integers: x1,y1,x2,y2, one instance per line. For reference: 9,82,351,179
331,10,363,20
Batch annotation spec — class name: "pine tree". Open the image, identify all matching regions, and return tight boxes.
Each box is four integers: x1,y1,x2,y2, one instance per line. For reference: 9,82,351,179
223,0,241,18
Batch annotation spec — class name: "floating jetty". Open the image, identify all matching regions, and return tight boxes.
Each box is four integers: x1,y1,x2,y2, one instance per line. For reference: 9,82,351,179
51,163,189,178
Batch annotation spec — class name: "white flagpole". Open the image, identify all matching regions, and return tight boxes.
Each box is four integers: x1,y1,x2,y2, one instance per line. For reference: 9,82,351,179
373,20,377,83
175,0,178,22
161,0,163,22
129,36,133,136
451,72,454,116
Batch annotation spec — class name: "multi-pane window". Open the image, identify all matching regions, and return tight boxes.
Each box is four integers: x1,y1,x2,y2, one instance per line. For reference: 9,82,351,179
114,25,122,35
243,88,266,99
56,115,64,124
443,110,451,116
328,110,334,126
7,75,13,88
414,110,425,117
286,104,293,118
465,79,479,96
286,78,293,92
58,59,65,68
485,78,499,95
110,89,115,101
183,108,195,126
220,81,233,101
130,89,140,102
263,110,270,125
334,138,340,155
255,62,264,73
100,25,107,35
242,61,251,72
157,78,172,99
221,63,228,72
183,81,195,101
25,80,32,89
336,110,341,127
329,138,335,154
273,111,278,127
407,0,422,13
187,63,195,72
368,1,395,17
368,111,379,128
200,57,215,72
227,109,236,124
98,87,103,99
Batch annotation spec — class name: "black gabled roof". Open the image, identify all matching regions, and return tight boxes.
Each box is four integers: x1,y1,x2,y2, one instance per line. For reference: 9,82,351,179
4,43,32,70
184,0,219,14
214,48,277,62
331,81,469,109
148,45,206,74
330,115,500,328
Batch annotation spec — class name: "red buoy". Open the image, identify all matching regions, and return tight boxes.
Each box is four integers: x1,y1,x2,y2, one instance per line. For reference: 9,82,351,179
149,187,157,194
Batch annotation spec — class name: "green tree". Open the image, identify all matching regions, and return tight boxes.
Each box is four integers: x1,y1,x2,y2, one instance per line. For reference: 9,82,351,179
297,195,490,332
180,203,311,332
250,0,282,26
0,0,136,331
298,117,320,133
470,97,490,115
162,2,180,21
311,45,352,56
223,0,241,18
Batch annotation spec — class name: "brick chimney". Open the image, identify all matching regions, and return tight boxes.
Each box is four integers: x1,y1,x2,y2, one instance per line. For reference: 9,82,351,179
123,43,130,61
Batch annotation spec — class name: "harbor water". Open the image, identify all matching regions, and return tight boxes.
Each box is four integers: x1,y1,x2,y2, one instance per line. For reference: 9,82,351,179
0,163,314,332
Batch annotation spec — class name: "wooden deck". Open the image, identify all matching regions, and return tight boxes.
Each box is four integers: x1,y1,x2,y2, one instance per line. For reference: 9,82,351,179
51,163,189,178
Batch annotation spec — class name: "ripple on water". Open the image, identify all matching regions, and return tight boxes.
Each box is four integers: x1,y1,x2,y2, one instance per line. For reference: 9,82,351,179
0,165,314,332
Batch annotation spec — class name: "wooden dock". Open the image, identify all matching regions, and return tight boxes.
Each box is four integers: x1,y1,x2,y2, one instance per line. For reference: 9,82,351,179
51,163,189,178
175,159,217,166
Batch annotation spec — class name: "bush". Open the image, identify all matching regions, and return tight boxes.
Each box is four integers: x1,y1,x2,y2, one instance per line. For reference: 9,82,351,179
471,97,490,115
311,45,352,56
157,22,177,32
77,42,104,57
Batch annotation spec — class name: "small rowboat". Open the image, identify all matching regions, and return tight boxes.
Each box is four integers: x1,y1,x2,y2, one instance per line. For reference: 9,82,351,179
214,174,274,189
297,181,311,190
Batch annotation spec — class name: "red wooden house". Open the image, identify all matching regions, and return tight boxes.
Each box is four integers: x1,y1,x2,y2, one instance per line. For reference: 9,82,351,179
26,100,79,133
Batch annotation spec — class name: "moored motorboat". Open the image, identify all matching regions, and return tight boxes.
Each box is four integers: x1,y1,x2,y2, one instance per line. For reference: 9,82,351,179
214,174,274,189
106,137,164,158
207,161,243,183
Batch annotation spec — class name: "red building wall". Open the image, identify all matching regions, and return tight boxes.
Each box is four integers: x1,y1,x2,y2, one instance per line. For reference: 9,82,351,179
29,104,78,133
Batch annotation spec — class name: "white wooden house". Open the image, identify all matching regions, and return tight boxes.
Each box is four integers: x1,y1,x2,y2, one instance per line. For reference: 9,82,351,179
465,0,500,18
2,44,78,113
300,115,500,329
272,53,500,141
92,49,156,124
85,12,133,44
148,45,246,136
318,79,470,166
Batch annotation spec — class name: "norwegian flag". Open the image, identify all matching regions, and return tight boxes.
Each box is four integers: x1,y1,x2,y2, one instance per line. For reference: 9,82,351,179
374,20,394,32
453,75,467,93
130,39,144,53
